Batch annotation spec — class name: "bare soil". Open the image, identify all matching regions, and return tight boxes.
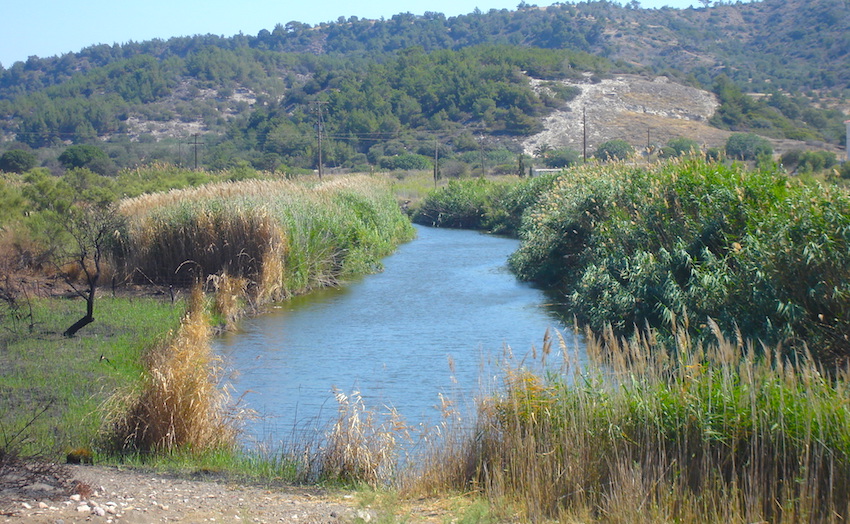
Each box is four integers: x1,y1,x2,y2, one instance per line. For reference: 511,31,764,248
0,461,432,523
524,73,840,158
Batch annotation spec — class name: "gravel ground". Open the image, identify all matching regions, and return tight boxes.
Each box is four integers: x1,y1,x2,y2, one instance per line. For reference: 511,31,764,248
1,464,383,523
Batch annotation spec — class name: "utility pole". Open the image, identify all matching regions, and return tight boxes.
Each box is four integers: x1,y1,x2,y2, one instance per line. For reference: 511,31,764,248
312,101,328,179
190,133,201,170
433,137,439,189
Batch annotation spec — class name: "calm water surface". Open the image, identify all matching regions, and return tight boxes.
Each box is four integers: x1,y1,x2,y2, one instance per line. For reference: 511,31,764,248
214,224,586,444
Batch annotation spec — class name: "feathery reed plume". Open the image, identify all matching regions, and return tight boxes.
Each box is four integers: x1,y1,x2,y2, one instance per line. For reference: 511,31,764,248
319,389,408,487
106,287,239,453
415,322,850,522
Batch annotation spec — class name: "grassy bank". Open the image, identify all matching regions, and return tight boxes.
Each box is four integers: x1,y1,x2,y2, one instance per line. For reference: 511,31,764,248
0,295,183,457
412,325,850,522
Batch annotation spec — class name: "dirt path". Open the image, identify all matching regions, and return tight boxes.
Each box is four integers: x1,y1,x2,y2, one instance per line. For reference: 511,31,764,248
1,464,383,523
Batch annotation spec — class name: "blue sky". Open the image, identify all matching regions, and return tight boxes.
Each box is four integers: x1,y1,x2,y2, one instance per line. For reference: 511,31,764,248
2,0,707,67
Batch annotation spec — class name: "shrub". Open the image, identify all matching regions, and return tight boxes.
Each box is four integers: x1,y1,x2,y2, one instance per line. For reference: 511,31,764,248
379,153,433,171
413,178,499,229
58,144,108,170
781,149,837,174
666,137,701,156
0,149,37,173
594,139,634,161
725,132,773,160
543,148,581,168
509,158,850,361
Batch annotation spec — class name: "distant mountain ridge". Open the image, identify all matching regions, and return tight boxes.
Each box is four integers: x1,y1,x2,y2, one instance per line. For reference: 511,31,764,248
3,0,847,95
0,0,846,171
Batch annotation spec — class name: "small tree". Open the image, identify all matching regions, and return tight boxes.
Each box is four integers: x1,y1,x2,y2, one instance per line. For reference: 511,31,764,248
666,137,701,157
61,202,125,337
595,139,634,161
58,144,108,170
725,133,773,161
0,149,38,173
544,148,581,168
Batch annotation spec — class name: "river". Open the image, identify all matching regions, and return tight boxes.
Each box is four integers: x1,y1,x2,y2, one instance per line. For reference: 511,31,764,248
214,224,586,445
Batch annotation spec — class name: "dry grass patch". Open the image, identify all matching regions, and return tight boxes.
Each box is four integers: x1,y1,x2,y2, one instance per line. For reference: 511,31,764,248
106,288,240,453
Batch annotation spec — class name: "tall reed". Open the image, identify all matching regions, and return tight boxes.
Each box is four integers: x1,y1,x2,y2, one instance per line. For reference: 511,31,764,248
119,175,414,307
105,287,239,453
413,325,850,522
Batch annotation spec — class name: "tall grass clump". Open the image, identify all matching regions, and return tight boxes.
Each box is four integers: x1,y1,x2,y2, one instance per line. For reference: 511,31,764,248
120,176,414,307
318,389,408,487
106,288,239,453
509,158,850,363
416,327,850,522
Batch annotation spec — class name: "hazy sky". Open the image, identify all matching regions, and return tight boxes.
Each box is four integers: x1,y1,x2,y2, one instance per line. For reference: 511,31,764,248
2,0,707,67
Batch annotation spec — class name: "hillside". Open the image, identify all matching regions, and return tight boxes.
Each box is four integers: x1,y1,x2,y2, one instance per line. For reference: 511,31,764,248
0,0,847,173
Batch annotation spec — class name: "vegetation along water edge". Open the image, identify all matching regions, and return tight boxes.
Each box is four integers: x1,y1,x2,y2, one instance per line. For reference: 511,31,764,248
3,156,850,522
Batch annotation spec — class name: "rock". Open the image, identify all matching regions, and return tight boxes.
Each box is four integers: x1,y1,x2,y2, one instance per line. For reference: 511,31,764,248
76,503,92,513
93,506,107,517
70,494,82,502
21,502,32,510
38,501,49,509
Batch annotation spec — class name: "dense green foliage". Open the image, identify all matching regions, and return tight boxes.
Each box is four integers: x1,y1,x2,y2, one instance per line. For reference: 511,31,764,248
0,149,37,173
724,132,774,161
0,0,846,173
594,139,634,161
781,148,838,174
413,174,559,235
508,159,850,362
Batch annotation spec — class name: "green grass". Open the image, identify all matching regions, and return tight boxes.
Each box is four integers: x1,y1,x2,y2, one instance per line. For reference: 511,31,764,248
0,295,184,457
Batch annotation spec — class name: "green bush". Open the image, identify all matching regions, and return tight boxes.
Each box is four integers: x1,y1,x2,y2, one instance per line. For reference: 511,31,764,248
0,149,38,173
594,139,634,161
725,132,773,160
665,137,701,157
781,149,837,174
413,178,500,229
379,153,433,171
509,158,850,362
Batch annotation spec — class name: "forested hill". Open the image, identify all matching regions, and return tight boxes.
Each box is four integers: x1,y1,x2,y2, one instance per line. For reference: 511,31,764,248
0,0,847,172
3,0,848,95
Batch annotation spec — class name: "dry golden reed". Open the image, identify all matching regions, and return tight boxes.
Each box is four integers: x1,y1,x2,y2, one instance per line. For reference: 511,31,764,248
106,287,239,453
319,389,409,487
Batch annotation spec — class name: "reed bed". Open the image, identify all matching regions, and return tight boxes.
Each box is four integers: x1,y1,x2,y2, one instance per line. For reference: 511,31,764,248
508,157,850,363
119,175,414,307
410,324,850,522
